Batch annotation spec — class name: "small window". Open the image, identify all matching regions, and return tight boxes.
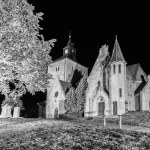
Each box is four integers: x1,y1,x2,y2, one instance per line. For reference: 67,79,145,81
56,68,57,72
97,81,101,90
113,65,115,74
125,101,128,111
55,91,58,97
58,67,59,71
119,64,121,73
119,88,122,97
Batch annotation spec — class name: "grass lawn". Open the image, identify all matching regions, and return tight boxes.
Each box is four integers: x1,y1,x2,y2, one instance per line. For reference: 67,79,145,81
0,118,150,149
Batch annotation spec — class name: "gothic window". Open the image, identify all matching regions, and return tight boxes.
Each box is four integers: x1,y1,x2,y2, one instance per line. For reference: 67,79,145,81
125,101,128,111
119,64,121,73
55,91,58,97
119,88,122,97
97,81,101,90
113,65,115,74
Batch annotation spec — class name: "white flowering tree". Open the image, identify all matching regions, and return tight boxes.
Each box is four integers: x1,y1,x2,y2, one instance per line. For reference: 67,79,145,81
0,0,56,117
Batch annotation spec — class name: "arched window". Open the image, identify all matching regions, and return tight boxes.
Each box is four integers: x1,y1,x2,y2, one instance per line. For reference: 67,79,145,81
119,64,121,73
113,65,115,74
97,81,101,90
119,88,122,97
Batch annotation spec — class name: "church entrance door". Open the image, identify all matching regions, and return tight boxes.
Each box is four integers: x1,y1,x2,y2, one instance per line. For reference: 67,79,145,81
113,101,117,115
135,95,140,111
54,107,58,119
98,102,105,116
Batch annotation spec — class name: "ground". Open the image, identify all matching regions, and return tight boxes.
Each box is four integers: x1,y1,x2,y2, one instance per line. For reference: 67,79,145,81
0,117,150,149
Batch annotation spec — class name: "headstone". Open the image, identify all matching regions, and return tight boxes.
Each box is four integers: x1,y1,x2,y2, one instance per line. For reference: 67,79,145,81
103,115,106,127
0,104,12,118
119,115,122,129
13,107,20,118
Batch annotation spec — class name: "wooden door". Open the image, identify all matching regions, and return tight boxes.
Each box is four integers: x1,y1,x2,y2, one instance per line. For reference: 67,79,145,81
113,101,117,115
54,107,58,119
135,95,140,111
98,102,105,116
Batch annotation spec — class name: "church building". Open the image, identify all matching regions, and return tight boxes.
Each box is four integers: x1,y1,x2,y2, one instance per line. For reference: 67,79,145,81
84,36,150,117
45,34,88,118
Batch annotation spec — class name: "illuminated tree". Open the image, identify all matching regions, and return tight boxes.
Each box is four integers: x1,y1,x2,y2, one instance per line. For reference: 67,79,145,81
75,76,88,116
0,0,56,110
64,76,88,118
64,87,77,113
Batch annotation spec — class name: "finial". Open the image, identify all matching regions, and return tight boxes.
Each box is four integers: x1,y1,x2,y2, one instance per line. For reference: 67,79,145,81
67,31,74,46
69,31,71,38
115,35,118,42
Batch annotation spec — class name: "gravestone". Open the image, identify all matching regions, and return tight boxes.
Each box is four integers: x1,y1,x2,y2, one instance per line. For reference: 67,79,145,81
13,107,20,118
0,104,12,118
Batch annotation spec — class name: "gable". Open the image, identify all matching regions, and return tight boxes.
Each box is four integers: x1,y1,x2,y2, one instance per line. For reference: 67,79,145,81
135,65,147,82
127,64,147,81
66,58,88,83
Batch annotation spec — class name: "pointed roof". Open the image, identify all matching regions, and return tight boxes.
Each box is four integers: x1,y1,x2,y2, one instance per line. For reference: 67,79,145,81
64,31,74,48
127,63,147,81
127,64,139,79
110,36,126,63
126,68,133,78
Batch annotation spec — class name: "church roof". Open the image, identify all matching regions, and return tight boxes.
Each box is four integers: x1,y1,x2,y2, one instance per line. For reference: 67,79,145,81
109,36,126,63
127,63,147,81
126,68,133,78
127,64,139,79
60,80,71,93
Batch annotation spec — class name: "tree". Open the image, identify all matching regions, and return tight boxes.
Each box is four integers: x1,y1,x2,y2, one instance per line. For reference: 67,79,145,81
64,87,77,113
75,76,88,116
64,76,88,118
0,0,56,110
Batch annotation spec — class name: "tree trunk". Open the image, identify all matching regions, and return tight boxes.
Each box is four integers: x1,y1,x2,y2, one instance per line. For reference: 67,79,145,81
13,107,20,118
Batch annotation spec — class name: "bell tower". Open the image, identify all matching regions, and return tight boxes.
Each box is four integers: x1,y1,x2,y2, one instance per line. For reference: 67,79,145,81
109,36,127,115
63,32,76,61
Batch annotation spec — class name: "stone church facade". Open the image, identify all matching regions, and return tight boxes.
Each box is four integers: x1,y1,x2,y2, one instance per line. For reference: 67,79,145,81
45,34,88,118
85,37,150,117
39,34,150,119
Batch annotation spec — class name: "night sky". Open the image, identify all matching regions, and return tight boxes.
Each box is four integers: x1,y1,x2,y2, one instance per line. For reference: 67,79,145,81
1,1,150,116
29,1,150,74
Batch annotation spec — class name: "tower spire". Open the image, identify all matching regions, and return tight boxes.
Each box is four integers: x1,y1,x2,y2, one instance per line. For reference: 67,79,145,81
67,31,74,46
109,35,126,64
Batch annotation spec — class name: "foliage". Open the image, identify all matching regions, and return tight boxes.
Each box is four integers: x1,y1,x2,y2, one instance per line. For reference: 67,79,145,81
122,111,150,128
0,118,150,149
75,76,88,116
0,0,56,106
64,87,77,113
64,76,88,118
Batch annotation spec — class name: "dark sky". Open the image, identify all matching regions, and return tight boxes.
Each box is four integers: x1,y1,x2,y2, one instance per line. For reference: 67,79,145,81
0,1,150,116
28,1,150,74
